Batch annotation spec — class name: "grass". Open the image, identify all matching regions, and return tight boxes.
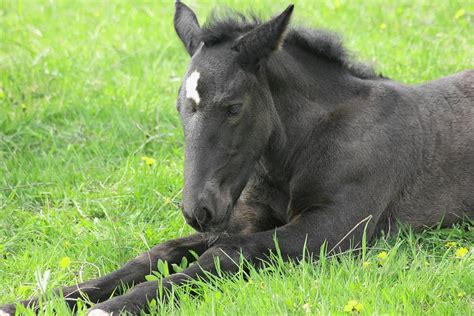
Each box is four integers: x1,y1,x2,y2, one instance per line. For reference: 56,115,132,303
0,0,473,315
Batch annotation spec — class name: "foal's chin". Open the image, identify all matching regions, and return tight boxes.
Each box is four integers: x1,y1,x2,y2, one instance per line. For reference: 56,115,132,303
205,223,229,233
185,213,231,233
203,207,235,233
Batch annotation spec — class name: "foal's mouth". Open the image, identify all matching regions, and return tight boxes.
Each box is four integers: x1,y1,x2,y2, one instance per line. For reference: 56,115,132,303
204,204,233,233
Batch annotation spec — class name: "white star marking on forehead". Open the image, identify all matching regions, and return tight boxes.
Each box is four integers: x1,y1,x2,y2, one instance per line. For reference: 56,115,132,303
185,71,201,105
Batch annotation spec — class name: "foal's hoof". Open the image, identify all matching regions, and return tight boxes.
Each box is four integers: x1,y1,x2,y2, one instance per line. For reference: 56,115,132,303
0,304,15,316
88,309,113,316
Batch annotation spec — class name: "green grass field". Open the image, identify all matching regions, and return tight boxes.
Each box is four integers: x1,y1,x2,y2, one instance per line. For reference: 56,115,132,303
1,0,473,315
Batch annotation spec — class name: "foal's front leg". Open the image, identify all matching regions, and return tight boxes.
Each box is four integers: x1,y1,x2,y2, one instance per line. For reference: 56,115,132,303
87,210,374,315
0,234,209,315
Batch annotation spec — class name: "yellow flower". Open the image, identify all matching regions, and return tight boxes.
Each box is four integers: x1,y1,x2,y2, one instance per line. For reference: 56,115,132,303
141,156,156,166
362,261,370,268
455,247,468,259
344,300,363,313
457,291,466,298
445,241,457,248
377,251,388,266
379,23,386,30
59,256,71,269
377,251,388,260
455,9,465,19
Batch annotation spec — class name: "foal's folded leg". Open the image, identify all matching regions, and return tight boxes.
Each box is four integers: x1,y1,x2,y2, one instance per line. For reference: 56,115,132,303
87,210,374,315
87,244,244,315
0,234,209,315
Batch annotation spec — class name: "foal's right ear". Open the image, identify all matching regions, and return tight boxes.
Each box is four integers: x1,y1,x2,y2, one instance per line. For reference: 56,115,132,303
232,5,294,71
174,1,201,56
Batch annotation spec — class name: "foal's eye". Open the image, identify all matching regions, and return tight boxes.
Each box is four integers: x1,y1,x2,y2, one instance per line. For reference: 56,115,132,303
227,104,242,116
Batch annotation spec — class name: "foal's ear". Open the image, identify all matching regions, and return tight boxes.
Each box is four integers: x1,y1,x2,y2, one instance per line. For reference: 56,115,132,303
232,5,294,70
174,0,201,56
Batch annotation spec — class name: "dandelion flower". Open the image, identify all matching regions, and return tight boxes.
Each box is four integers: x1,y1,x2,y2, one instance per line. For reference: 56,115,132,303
141,156,156,166
377,251,388,260
344,300,363,313
377,251,388,266
455,247,468,259
59,256,71,269
445,241,457,248
455,9,465,19
379,23,386,30
457,291,466,298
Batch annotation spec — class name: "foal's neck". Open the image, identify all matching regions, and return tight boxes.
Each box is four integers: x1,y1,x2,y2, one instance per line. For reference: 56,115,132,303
261,48,373,184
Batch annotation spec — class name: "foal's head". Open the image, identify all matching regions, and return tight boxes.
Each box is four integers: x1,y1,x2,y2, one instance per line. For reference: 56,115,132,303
174,2,293,232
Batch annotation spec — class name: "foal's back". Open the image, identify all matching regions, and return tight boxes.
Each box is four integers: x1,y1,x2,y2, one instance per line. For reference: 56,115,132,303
392,70,474,229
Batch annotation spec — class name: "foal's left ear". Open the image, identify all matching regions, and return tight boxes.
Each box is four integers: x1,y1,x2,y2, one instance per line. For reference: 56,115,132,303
174,0,201,56
232,4,294,70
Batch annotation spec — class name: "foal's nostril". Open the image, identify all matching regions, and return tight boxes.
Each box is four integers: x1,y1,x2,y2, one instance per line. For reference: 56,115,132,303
194,206,211,224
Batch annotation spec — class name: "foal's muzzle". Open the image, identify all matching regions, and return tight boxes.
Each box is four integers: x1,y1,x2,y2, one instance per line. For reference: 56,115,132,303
183,205,212,232
182,191,234,232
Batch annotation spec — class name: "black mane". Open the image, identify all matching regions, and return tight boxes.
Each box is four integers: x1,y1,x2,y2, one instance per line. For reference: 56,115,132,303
201,10,380,79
